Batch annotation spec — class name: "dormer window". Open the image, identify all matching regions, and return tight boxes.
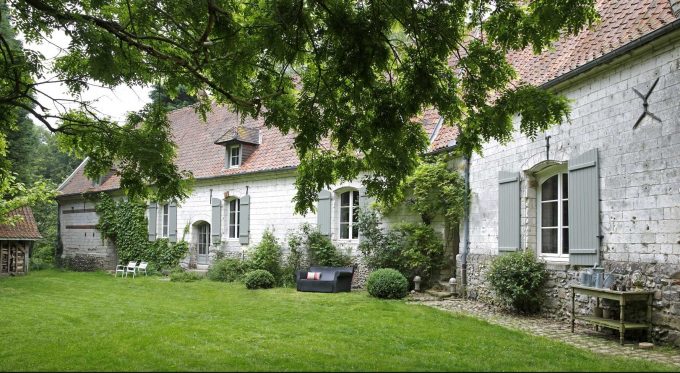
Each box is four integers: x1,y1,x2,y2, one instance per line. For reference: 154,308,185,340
229,145,241,168
215,126,260,169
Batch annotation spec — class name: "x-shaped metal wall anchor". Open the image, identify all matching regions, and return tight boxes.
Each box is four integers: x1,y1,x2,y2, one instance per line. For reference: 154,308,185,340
632,77,661,129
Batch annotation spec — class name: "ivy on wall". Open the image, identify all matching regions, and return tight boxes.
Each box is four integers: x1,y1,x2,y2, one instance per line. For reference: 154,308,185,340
95,193,188,270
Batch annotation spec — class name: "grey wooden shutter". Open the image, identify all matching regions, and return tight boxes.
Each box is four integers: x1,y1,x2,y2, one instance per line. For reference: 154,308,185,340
168,202,178,243
147,202,157,241
317,190,332,237
239,195,251,245
498,171,520,252
358,188,368,242
211,198,222,244
568,149,600,266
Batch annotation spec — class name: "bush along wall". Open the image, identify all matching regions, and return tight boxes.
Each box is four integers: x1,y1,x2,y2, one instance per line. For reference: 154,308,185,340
357,209,443,289
282,223,353,286
96,193,188,272
487,250,548,314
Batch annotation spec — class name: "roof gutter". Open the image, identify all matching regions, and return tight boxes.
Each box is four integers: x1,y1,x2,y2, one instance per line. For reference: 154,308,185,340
541,18,680,90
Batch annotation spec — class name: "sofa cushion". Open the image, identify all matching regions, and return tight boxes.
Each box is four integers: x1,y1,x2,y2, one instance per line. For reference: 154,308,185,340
306,271,321,280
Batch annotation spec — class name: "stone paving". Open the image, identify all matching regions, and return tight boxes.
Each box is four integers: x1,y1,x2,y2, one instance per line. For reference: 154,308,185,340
407,293,680,368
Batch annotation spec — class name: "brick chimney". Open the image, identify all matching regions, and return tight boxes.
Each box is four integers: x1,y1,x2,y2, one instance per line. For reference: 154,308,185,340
671,0,680,17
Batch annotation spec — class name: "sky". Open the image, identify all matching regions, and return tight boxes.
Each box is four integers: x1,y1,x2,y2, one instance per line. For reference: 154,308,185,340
22,30,152,128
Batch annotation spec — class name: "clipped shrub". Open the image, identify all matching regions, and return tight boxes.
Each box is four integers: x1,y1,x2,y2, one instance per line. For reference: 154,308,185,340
244,269,275,289
170,268,203,282
208,258,246,282
487,250,547,314
246,229,282,282
366,268,409,299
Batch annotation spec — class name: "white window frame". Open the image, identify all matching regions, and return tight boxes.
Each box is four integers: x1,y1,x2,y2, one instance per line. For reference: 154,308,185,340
338,189,359,240
161,204,169,238
227,198,240,239
537,166,569,262
229,145,241,168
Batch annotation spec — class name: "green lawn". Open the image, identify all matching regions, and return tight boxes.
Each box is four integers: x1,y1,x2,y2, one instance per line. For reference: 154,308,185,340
0,270,673,372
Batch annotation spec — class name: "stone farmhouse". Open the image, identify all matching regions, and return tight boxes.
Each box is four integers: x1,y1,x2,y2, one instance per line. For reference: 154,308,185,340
57,0,680,343
56,103,458,276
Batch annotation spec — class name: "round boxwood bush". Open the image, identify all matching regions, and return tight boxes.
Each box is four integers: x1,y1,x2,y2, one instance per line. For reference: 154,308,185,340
366,268,409,299
243,269,275,290
487,250,547,314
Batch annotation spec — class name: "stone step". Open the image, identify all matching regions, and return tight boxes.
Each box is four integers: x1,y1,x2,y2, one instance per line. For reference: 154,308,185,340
424,289,454,300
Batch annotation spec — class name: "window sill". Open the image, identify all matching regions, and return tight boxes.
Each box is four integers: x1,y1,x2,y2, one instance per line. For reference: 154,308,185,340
539,258,570,271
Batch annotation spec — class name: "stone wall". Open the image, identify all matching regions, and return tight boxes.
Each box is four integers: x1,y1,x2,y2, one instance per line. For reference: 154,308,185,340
59,198,117,268
460,253,680,346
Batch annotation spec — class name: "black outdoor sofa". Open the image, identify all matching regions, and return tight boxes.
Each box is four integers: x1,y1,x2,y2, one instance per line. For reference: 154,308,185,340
296,266,354,293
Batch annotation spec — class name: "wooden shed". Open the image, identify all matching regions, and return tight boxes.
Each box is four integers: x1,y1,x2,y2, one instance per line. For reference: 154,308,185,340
0,207,42,276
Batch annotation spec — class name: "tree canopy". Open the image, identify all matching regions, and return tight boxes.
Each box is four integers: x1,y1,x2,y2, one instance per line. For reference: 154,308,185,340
1,0,598,214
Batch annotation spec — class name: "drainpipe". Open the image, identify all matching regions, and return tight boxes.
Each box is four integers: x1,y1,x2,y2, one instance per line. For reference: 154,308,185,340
460,154,471,297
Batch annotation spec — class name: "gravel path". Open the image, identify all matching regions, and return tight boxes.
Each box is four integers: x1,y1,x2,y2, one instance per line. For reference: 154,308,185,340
407,294,680,368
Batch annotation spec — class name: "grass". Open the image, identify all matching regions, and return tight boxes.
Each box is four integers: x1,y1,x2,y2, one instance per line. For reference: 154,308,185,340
0,270,674,372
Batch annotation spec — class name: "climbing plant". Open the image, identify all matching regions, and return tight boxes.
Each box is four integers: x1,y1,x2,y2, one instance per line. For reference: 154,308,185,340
381,156,467,225
95,193,187,270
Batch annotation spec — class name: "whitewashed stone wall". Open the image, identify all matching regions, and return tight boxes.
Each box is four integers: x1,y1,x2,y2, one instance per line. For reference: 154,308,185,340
59,168,446,282
59,198,116,267
461,32,680,345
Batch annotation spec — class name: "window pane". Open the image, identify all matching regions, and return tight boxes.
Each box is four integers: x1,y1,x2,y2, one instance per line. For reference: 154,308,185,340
352,191,359,206
341,192,350,207
541,175,558,201
563,228,569,254
340,207,350,223
562,173,568,199
230,146,240,166
541,229,558,254
562,200,568,227
541,201,558,227
340,224,349,239
352,225,359,239
352,206,359,224
229,225,236,238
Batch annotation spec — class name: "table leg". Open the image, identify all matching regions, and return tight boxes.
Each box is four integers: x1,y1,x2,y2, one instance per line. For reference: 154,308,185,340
595,297,600,332
620,299,626,345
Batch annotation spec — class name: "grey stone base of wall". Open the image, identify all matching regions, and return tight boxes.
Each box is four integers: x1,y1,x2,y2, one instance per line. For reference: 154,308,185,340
59,254,114,271
458,253,680,347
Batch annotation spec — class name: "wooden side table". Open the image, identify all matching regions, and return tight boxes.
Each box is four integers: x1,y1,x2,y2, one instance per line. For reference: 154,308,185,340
571,285,654,345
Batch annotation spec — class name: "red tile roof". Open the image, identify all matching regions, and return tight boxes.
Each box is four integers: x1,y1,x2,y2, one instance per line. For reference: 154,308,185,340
508,0,677,87
58,104,450,197
58,0,678,197
0,207,42,240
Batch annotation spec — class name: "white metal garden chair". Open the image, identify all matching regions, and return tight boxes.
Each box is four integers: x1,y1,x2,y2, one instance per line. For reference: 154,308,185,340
115,263,127,277
136,261,148,276
124,260,138,278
